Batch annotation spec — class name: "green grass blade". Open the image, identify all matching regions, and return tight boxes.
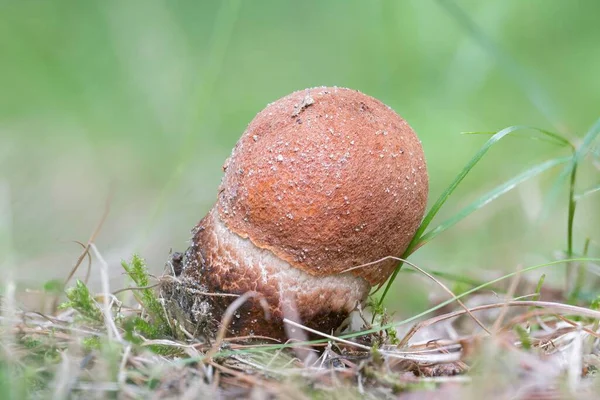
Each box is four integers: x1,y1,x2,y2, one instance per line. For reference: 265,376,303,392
416,156,570,248
378,126,568,306
532,274,546,301
384,126,547,295
552,117,600,192
400,269,492,289
562,115,600,256
591,145,600,163
574,117,600,165
407,125,537,255
544,117,600,256
575,184,600,201
463,126,573,149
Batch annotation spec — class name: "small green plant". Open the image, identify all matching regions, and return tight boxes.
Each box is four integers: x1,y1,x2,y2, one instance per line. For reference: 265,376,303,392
81,336,102,352
60,279,103,323
514,325,532,350
366,298,400,345
42,279,64,295
121,255,171,336
120,255,179,355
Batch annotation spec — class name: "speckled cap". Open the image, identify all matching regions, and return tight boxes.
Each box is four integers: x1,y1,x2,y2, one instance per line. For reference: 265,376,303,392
217,87,428,285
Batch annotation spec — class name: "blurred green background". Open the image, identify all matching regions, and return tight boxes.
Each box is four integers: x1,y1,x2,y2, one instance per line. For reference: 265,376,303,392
1,0,599,313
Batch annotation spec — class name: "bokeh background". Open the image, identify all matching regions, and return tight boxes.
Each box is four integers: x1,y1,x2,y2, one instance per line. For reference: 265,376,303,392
1,0,599,313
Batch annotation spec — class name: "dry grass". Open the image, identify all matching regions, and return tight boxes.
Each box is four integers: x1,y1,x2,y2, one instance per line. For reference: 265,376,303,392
1,247,599,400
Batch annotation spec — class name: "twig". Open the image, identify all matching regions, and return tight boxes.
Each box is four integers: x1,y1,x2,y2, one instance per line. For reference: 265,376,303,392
64,188,113,286
399,300,600,347
283,318,460,363
89,243,122,342
118,345,132,388
283,318,371,352
72,240,93,285
112,284,161,296
492,265,522,333
554,314,600,339
342,256,491,335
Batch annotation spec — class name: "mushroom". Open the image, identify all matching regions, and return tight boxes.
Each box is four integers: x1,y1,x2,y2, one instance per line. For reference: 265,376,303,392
174,87,428,340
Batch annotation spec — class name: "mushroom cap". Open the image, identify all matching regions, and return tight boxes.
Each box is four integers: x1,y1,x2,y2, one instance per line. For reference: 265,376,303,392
218,87,428,286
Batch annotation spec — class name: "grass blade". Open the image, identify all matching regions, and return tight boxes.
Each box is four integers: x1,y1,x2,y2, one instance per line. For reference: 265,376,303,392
550,117,600,198
463,126,573,149
416,156,570,249
548,117,600,257
575,184,600,201
408,125,539,255
532,274,546,301
400,269,493,289
378,125,561,305
573,117,600,165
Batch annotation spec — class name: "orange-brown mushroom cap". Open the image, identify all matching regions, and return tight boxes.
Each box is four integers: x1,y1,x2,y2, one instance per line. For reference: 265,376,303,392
218,87,428,286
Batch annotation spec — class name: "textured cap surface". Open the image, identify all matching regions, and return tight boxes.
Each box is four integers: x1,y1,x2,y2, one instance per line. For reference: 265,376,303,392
218,87,428,285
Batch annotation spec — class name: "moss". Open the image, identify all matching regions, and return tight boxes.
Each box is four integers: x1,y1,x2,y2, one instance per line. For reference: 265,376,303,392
121,255,172,338
60,279,103,323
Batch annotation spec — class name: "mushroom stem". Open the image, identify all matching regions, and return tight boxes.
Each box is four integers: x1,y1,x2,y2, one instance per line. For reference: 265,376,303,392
182,208,369,340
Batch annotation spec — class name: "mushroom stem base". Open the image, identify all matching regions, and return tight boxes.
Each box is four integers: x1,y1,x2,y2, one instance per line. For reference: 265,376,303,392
170,207,370,341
